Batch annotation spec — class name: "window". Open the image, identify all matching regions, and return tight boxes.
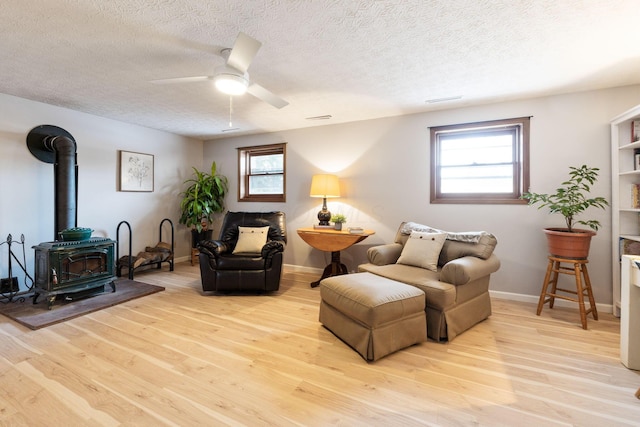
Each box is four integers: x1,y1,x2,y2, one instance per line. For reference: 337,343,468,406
238,143,286,202
430,117,530,204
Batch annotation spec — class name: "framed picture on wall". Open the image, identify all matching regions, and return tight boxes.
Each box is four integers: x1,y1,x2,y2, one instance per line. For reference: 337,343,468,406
119,150,154,192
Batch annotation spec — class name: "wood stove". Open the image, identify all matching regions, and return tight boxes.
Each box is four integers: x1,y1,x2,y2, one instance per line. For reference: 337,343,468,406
33,238,116,309
27,125,117,309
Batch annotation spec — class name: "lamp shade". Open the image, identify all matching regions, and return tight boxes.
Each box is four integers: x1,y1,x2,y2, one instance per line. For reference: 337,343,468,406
310,174,340,198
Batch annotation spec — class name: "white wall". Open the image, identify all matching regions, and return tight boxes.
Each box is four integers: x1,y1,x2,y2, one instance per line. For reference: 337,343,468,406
204,85,640,308
4,86,639,306
0,93,203,290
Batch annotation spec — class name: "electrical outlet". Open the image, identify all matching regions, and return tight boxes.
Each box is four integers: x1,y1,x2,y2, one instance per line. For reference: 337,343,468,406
0,277,19,293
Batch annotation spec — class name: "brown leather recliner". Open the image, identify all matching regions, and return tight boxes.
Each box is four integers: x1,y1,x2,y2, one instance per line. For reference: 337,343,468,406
197,211,286,292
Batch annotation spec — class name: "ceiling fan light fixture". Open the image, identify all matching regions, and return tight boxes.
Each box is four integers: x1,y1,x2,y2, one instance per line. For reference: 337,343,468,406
151,32,287,109
214,72,249,95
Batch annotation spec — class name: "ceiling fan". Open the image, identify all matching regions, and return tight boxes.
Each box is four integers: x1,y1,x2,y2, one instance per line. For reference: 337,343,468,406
152,32,288,109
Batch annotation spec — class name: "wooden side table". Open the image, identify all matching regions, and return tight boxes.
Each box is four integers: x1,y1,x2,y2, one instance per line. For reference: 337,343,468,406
297,227,375,287
191,248,199,266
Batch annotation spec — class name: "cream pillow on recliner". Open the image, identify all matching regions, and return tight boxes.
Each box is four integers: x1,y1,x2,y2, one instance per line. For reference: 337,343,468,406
396,230,447,271
233,226,270,254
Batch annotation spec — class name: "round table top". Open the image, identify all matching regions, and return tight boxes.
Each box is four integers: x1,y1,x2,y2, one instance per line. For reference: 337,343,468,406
297,227,375,252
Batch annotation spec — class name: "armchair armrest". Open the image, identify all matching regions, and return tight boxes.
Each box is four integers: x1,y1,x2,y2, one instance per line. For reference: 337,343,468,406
198,240,230,258
262,240,285,268
367,243,403,266
440,254,500,285
261,240,285,257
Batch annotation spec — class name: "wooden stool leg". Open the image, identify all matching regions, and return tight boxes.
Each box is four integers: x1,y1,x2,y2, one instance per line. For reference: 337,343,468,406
574,262,588,329
581,263,598,321
537,258,555,315
546,259,562,309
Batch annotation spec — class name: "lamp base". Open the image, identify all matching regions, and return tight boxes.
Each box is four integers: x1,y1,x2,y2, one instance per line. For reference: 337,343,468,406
317,209,331,226
317,197,331,225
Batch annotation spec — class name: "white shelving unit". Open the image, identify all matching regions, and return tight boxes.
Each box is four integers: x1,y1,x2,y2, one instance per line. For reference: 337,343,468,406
611,104,640,317
620,255,640,369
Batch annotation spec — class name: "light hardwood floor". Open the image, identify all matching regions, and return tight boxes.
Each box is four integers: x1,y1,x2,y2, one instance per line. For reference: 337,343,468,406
1,262,639,426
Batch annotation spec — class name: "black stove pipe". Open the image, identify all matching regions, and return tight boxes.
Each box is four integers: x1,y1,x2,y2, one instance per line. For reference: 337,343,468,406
48,136,77,238
26,125,78,241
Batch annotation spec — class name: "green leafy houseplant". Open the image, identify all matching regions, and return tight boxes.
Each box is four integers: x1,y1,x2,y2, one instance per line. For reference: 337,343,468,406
330,214,346,231
330,214,346,224
179,162,228,233
522,165,608,232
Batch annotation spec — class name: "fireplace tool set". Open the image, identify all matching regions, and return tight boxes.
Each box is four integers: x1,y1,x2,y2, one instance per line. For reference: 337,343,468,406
0,234,34,303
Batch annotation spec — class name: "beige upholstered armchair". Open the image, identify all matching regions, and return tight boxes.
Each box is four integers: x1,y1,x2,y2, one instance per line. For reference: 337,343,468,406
358,222,500,341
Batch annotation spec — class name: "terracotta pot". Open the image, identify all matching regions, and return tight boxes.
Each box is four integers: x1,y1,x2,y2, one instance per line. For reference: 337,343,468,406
544,228,595,259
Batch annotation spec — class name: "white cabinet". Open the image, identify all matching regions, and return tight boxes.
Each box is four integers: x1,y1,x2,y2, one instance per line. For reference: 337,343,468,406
620,255,640,370
611,104,640,317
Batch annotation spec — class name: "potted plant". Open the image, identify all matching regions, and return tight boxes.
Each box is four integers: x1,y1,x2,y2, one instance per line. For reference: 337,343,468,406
179,161,228,247
331,214,346,231
522,164,608,258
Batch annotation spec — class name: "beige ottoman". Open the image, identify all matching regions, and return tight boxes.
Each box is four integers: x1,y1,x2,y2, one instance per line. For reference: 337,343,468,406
319,272,426,361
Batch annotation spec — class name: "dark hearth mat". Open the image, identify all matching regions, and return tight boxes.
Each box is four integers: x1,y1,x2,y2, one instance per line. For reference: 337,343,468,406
0,279,164,330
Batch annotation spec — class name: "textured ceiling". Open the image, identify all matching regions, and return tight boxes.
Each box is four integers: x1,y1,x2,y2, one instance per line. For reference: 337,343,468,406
2,0,640,140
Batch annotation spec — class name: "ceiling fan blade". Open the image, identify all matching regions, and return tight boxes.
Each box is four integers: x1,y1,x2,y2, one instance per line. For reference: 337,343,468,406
247,83,289,109
226,32,262,73
150,76,212,84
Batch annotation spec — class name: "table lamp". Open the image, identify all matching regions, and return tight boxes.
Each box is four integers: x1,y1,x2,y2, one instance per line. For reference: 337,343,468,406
310,174,340,225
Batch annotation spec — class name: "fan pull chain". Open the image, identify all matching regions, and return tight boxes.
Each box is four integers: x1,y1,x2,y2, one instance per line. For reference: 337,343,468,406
229,96,233,128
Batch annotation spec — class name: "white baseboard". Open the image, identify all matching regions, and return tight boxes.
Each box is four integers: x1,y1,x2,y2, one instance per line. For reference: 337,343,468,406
490,290,614,314
181,260,321,272
175,255,191,264
283,264,323,275
195,262,616,315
